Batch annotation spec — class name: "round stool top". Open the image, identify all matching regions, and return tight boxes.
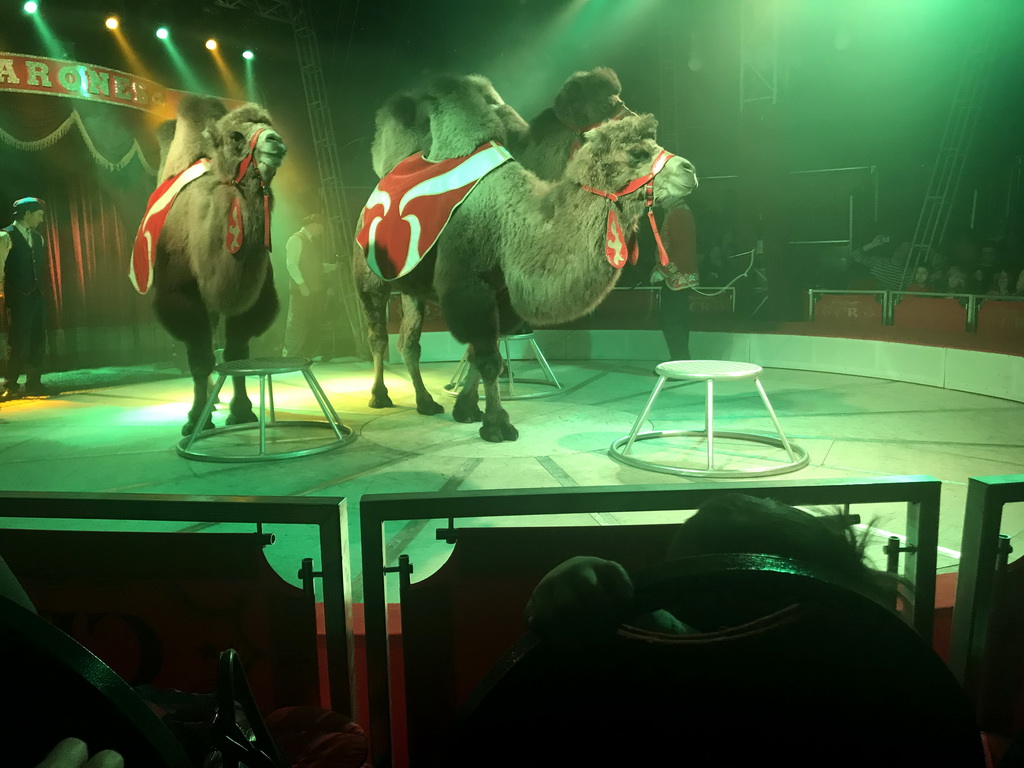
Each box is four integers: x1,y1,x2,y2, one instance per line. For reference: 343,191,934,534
215,356,312,376
655,359,763,381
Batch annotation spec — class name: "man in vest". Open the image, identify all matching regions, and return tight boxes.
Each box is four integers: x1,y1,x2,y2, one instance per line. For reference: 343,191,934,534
2,197,52,399
282,213,336,359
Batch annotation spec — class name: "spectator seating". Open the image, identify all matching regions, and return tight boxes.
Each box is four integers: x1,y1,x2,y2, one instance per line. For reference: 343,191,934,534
451,553,985,768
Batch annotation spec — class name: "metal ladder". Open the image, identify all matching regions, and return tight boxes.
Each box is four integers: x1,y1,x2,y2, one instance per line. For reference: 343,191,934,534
904,13,999,286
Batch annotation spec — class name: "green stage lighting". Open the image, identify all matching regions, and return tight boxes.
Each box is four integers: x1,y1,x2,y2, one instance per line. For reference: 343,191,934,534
242,50,254,60
156,27,169,40
24,1,39,13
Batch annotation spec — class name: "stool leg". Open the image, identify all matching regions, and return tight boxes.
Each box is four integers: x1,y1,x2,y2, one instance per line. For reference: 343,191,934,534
754,377,798,461
623,376,667,454
705,379,714,470
446,348,470,391
267,375,276,423
502,336,515,396
303,368,346,440
258,374,267,456
530,336,562,389
182,374,227,451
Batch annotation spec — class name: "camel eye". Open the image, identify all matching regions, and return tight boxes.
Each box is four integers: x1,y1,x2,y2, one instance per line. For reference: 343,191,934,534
629,148,649,164
230,130,245,144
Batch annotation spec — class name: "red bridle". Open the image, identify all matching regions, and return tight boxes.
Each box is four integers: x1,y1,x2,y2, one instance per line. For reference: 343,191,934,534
225,127,272,253
580,150,675,269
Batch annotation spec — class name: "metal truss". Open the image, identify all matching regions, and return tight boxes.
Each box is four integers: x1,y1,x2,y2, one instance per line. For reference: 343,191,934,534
739,0,779,112
212,0,293,24
212,0,368,355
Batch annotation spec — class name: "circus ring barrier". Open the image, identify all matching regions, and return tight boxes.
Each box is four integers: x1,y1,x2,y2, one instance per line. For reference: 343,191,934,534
385,287,1024,405
0,52,222,372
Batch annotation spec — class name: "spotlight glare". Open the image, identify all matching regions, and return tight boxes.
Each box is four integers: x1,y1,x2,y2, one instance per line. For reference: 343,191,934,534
105,16,119,30
205,39,218,51
156,27,169,40
24,1,38,12
242,50,254,60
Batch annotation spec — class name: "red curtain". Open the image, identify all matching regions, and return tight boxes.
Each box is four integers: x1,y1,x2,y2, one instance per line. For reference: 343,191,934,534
1,91,167,368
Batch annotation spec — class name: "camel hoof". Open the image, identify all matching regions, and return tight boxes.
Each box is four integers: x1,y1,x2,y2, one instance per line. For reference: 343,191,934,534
369,394,394,409
453,403,483,423
416,398,445,416
479,421,519,443
226,410,258,426
181,417,215,436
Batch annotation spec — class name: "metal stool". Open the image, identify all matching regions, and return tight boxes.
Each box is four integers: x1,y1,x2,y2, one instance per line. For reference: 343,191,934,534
177,357,354,462
609,360,809,478
443,333,562,400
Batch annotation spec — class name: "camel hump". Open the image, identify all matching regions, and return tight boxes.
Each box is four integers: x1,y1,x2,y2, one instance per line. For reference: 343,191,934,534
422,74,526,160
554,66,623,129
372,91,430,178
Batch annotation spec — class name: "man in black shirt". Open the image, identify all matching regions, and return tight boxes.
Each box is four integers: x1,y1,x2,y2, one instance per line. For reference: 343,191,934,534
2,197,52,399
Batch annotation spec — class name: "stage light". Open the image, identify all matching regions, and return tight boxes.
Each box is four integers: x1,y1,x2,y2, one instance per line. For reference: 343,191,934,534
105,16,119,30
156,27,169,40
205,39,218,51
23,1,38,13
242,50,254,60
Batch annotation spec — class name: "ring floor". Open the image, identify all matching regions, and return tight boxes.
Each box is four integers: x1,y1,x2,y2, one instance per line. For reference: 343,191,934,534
1,358,1022,601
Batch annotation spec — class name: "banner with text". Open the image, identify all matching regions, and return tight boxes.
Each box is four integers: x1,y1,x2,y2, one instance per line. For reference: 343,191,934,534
0,52,169,112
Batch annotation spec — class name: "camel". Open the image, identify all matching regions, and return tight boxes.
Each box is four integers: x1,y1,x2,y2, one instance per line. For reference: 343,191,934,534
353,75,697,442
137,95,287,435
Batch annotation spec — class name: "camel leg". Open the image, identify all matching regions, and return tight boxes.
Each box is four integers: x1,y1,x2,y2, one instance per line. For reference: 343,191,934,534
355,272,393,409
399,295,444,415
471,340,518,443
154,282,217,436
223,268,279,425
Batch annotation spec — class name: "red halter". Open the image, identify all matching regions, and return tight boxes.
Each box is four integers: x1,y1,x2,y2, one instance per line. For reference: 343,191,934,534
580,150,674,269
565,97,635,158
224,127,272,254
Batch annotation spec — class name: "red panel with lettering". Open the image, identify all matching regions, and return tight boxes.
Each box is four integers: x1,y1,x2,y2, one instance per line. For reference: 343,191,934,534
812,294,884,327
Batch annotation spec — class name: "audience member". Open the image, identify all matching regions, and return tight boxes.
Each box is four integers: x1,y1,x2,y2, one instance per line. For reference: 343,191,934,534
526,493,895,639
944,266,968,293
988,269,1013,296
850,234,915,291
906,265,933,292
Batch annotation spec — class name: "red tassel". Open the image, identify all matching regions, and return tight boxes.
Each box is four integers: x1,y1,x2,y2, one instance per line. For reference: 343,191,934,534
605,208,628,268
226,197,243,254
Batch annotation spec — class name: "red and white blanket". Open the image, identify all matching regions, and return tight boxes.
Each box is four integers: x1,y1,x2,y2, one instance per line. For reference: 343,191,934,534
129,159,210,294
356,141,512,280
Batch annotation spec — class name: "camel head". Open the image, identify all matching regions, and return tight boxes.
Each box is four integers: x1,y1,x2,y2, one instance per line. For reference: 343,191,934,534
422,74,529,160
205,103,287,185
553,67,629,132
567,113,698,205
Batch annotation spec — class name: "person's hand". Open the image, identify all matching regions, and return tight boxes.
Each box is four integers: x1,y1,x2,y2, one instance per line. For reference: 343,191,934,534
298,283,311,297
864,234,889,251
35,738,123,768
525,556,634,641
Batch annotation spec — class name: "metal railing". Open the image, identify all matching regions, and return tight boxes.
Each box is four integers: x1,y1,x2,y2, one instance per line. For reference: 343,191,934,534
808,290,1024,328
358,476,942,766
0,492,354,716
949,475,1024,694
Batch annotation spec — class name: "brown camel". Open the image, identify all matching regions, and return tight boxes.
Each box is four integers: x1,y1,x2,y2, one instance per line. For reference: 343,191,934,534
354,75,697,442
143,95,287,435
